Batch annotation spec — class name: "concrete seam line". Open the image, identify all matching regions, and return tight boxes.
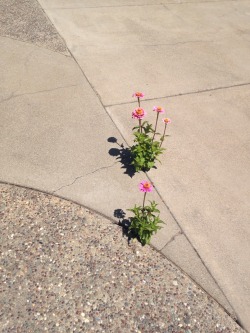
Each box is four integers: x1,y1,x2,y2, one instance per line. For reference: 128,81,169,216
37,0,107,111
63,46,132,151
105,82,250,108
150,243,241,324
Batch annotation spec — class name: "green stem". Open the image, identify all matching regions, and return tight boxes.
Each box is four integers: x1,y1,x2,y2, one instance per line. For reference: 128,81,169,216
138,97,140,107
142,192,146,208
139,119,142,133
152,112,159,142
160,123,167,148
142,192,147,215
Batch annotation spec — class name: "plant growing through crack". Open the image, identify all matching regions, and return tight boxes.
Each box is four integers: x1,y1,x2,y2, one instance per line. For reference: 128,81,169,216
130,92,171,172
112,93,172,244
128,181,164,245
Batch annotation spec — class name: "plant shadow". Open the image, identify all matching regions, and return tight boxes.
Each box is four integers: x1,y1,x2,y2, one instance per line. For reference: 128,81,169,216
114,208,139,244
108,137,135,178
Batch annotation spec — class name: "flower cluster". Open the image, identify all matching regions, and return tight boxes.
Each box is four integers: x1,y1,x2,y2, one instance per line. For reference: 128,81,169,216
130,91,172,172
132,92,171,127
127,91,173,246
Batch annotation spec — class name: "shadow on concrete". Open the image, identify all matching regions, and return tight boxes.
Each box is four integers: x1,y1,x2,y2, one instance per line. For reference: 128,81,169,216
108,137,135,177
113,208,134,244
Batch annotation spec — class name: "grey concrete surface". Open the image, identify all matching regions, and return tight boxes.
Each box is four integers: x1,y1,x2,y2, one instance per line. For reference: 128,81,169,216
0,32,234,321
39,0,250,105
0,0,68,54
38,0,250,330
0,37,139,199
0,25,231,320
1,0,250,331
107,86,250,329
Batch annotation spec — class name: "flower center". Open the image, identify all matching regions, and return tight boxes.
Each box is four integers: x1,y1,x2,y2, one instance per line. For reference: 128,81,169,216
136,92,142,97
136,108,144,115
143,182,151,189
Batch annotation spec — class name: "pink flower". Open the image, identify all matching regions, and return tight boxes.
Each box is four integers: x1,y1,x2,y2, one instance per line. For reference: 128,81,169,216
132,92,145,98
153,106,165,113
132,107,146,119
162,118,171,124
139,181,153,193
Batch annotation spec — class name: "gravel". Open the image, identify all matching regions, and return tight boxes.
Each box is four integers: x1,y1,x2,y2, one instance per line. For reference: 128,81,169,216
0,184,245,333
0,0,68,54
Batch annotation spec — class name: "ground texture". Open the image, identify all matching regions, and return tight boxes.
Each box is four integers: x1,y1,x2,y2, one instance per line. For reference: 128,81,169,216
0,0,68,54
0,184,244,333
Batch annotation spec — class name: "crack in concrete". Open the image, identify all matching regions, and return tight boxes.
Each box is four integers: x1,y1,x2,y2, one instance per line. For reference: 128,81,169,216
146,39,213,47
0,92,15,104
0,84,79,104
160,230,183,250
43,0,244,10
43,4,160,10
105,82,250,108
52,161,119,194
78,39,213,49
165,0,247,5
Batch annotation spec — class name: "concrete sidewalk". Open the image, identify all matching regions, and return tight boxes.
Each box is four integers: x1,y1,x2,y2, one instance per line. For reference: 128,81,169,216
0,0,249,331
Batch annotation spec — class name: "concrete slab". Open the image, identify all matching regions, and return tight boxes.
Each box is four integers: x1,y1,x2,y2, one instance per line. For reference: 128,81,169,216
0,35,232,322
0,37,122,193
39,1,250,105
107,85,250,329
